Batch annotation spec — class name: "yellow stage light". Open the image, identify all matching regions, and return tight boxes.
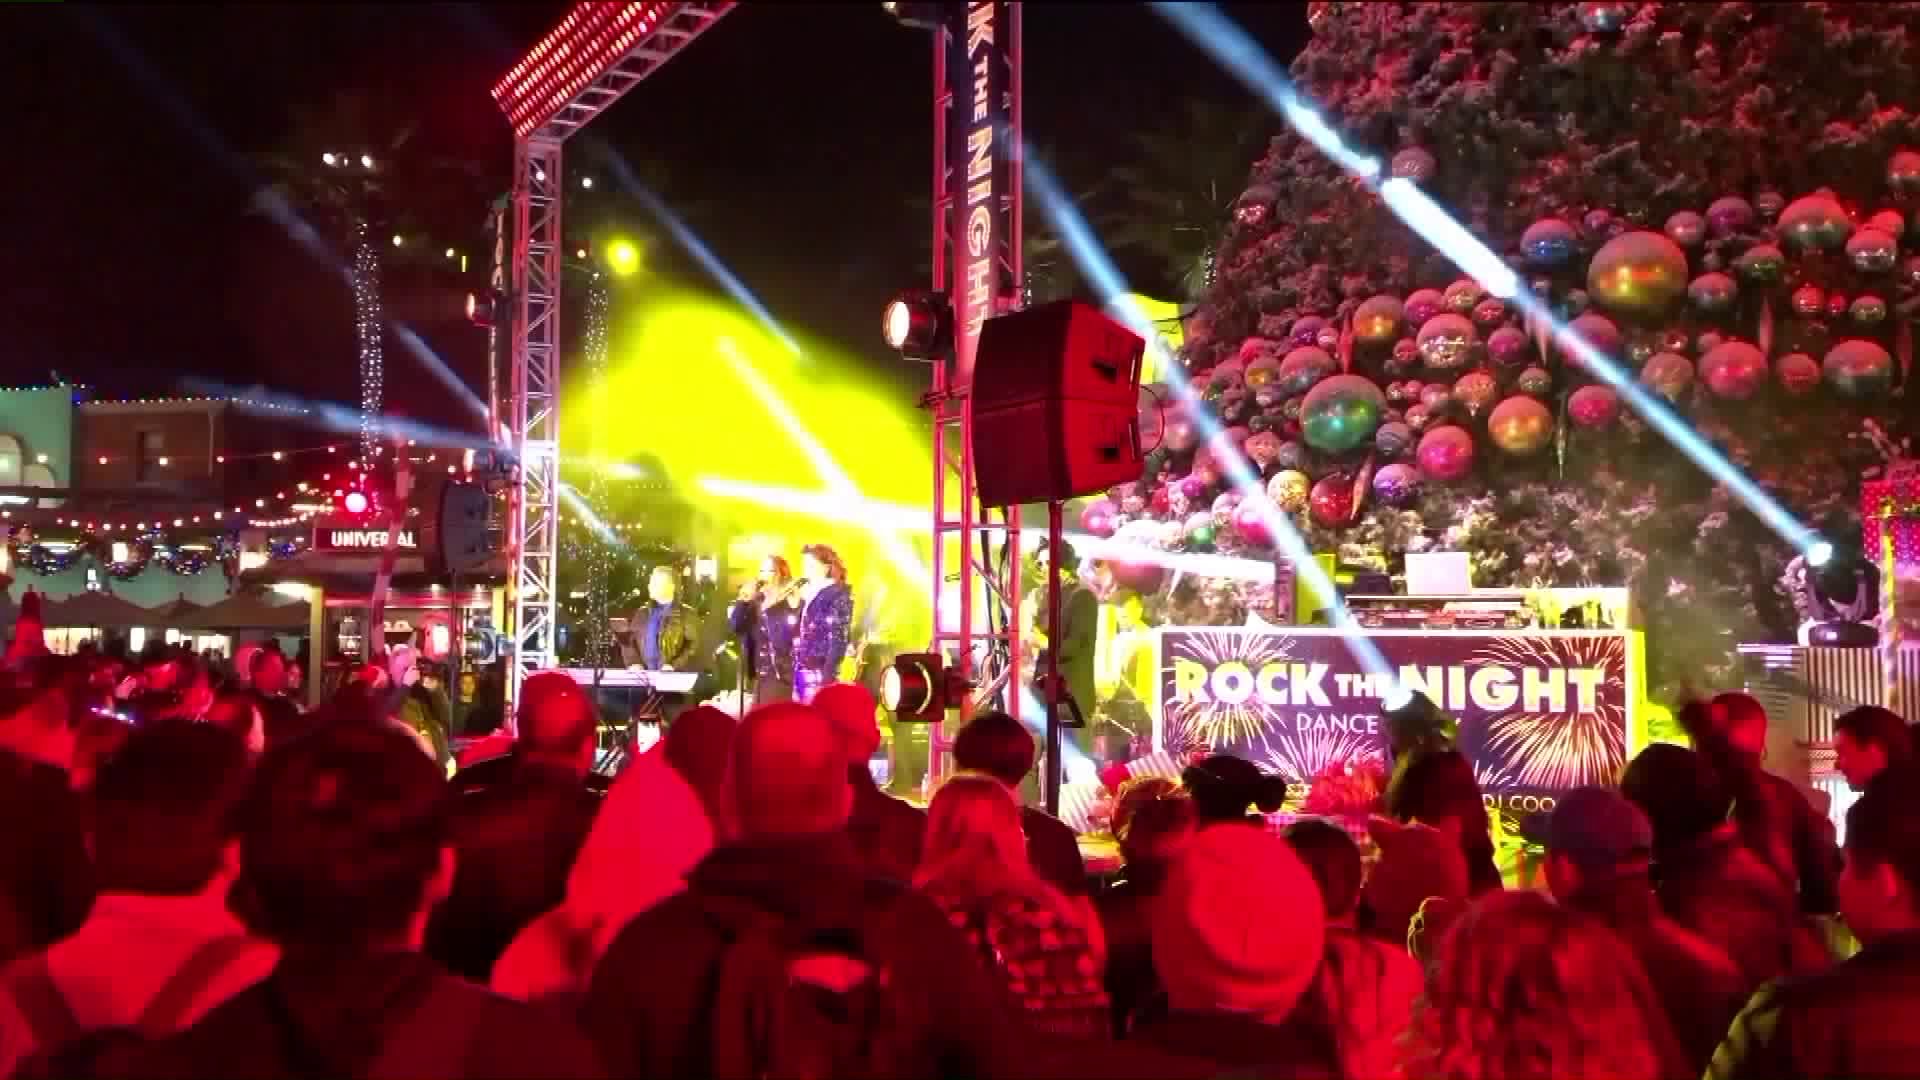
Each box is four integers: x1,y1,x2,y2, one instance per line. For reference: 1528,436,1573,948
606,239,641,277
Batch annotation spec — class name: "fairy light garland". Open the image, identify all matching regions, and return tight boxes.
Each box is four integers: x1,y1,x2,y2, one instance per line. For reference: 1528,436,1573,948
354,221,385,459
581,275,618,667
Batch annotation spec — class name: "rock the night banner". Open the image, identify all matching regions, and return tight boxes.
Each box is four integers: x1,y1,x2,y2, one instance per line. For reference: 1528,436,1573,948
1155,627,1641,806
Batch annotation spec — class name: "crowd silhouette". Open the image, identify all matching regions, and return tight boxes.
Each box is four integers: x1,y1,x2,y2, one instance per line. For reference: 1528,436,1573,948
2,620,1919,1079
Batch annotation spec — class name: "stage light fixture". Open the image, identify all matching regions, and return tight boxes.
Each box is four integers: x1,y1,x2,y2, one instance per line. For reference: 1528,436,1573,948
1807,541,1835,569
607,239,641,277
465,290,499,327
361,154,375,169
882,651,971,723
321,152,337,166
883,1,944,31
580,176,594,190
881,290,951,360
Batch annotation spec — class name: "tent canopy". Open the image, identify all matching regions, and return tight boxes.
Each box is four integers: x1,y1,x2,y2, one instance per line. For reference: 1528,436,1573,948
42,590,154,630
177,590,310,632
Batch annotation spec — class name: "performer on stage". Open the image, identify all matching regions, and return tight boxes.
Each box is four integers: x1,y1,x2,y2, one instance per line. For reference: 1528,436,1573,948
623,565,698,672
792,543,853,704
728,555,801,706
1028,546,1100,767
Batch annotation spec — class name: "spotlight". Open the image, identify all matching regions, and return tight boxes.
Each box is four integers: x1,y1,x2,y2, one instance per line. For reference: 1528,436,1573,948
321,152,337,166
1806,541,1835,569
881,290,951,361
580,176,594,190
606,239,641,277
881,652,970,723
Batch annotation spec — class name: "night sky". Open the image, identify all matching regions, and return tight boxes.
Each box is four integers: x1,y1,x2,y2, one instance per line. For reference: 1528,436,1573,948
0,2,1306,434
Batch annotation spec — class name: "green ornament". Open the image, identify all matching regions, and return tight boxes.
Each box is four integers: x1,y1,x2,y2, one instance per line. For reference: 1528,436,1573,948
1299,374,1387,454
1851,295,1889,325
1733,245,1785,286
1516,366,1554,398
1778,194,1853,253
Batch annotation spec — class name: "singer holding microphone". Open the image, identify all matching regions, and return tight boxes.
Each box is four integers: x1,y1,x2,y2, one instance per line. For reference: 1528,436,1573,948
728,555,801,707
793,543,853,704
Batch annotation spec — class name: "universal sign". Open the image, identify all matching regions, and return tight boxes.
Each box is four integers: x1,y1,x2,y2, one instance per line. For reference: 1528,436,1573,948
314,526,419,553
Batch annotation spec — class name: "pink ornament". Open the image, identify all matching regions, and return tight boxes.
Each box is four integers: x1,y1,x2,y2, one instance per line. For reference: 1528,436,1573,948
1211,491,1244,526
1149,484,1172,516
1567,385,1621,428
1178,472,1209,501
1232,497,1280,545
1079,498,1119,538
1416,425,1476,482
1105,520,1168,594
1699,340,1768,400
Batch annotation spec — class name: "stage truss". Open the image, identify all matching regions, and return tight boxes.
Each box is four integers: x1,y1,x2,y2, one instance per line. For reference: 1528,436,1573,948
491,1,735,708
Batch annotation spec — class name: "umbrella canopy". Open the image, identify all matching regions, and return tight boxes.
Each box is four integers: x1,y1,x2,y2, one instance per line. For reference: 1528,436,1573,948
146,594,202,623
177,591,310,633
43,590,155,630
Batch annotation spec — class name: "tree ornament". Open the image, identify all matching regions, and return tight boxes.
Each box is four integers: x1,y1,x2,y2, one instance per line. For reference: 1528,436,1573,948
1754,191,1786,219
1416,425,1477,480
1906,256,1920,289
1733,244,1785,285
1790,284,1826,319
1847,229,1899,273
1888,149,1920,197
1390,147,1437,184
1825,292,1849,320
1080,499,1119,538
1444,279,1485,314
1487,325,1530,369
1234,186,1276,228
1233,497,1282,545
1309,474,1357,525
1274,440,1311,472
1562,312,1623,370
1776,351,1822,395
1578,2,1635,33
1385,380,1419,405
1267,469,1310,511
1315,326,1342,352
1659,328,1691,355
1452,370,1499,418
1521,218,1580,267
1416,313,1479,371
1707,196,1755,236
1388,337,1421,372
1300,374,1387,453
1375,420,1414,458
1351,295,1405,346
1472,298,1507,326
1185,512,1217,548
1244,355,1281,390
1278,346,1338,395
1851,295,1888,325
1626,337,1655,367
1291,315,1329,347
1564,289,1591,316
1664,210,1706,248
1696,330,1726,354
1488,396,1555,455
1211,491,1244,526
1869,209,1907,238
1699,340,1768,399
1516,366,1555,397
1164,417,1198,452
1530,276,1555,297
1778,194,1853,252
1404,289,1445,326
1823,339,1895,396
1588,231,1690,318
1403,403,1433,430
1641,351,1694,400
1372,463,1422,506
1688,272,1739,314
1568,384,1621,428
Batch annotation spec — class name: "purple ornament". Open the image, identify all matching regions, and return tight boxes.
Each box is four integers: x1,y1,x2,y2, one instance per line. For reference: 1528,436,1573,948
1373,463,1421,506
1291,315,1329,347
1404,289,1445,327
1707,196,1754,236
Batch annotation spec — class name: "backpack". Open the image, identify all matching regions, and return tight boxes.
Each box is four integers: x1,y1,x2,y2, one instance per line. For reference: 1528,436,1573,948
704,898,901,1080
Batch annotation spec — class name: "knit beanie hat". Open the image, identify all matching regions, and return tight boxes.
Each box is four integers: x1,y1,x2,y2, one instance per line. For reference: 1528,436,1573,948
1152,823,1326,1019
1363,816,1470,938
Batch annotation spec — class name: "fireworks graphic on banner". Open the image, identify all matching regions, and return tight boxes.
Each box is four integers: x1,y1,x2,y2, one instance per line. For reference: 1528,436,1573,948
1478,635,1629,789
1265,727,1382,786
1472,755,1519,795
1163,630,1292,750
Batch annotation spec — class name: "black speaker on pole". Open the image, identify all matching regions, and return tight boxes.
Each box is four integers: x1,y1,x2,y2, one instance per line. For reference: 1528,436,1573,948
969,299,1146,509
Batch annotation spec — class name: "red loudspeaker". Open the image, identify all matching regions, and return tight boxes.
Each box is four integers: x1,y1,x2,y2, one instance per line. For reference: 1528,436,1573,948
969,300,1145,509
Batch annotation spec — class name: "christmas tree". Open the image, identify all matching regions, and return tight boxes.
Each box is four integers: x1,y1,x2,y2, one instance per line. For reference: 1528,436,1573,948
1115,1,1920,705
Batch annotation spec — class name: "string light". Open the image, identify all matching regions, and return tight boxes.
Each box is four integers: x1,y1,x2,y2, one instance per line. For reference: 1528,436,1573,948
354,220,385,460
575,274,619,667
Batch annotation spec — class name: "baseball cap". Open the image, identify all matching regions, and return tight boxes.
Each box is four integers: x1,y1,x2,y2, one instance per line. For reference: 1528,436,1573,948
1523,785,1653,871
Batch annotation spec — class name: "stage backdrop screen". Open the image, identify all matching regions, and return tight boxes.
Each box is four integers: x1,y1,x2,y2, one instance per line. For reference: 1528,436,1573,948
1155,627,1641,812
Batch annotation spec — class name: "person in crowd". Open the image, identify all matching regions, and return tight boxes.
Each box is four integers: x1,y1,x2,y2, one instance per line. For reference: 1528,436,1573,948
1691,692,1841,914
1285,817,1423,1080
1133,823,1339,1077
727,554,800,707
247,646,305,750
1360,816,1470,963
228,644,260,694
813,681,925,882
1099,779,1194,1036
202,691,266,758
583,702,1018,1080
1621,742,1827,990
660,704,737,841
1386,747,1503,894
1181,753,1287,826
0,659,92,969
1402,889,1689,1080
118,720,606,1079
952,709,1088,895
0,723,276,1077
1712,764,1920,1078
1533,785,1748,1075
1834,704,1914,793
914,772,1109,1041
3,591,47,666
428,671,603,983
387,646,451,769
492,748,715,1002
66,710,131,793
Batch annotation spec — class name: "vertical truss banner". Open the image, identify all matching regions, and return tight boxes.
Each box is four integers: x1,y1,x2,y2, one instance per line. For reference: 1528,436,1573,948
948,1,1016,382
